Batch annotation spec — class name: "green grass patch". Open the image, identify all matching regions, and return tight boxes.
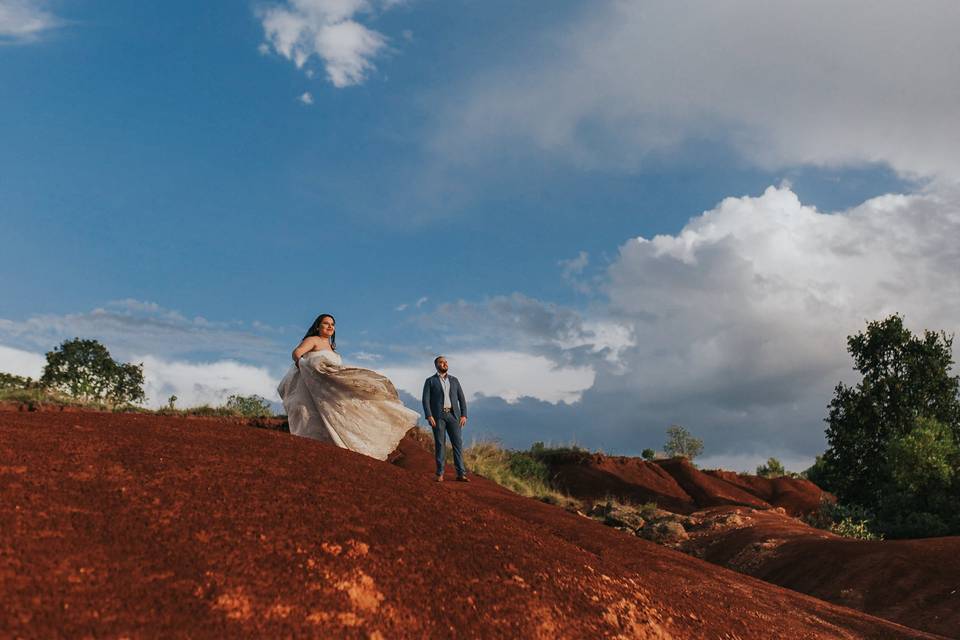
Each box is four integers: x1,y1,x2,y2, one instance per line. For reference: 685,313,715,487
463,439,582,510
0,385,279,420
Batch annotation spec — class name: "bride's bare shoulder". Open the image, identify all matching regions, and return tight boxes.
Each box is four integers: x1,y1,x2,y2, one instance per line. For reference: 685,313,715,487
301,336,333,352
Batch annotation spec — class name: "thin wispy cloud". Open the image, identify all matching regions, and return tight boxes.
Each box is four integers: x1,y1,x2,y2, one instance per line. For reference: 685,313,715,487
0,299,283,362
395,296,427,312
436,1,960,180
381,350,595,406
138,355,280,408
0,343,45,378
0,0,59,44
298,91,314,104
0,300,288,408
257,0,401,88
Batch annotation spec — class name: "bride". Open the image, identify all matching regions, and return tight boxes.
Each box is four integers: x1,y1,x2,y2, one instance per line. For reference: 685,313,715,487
277,313,418,460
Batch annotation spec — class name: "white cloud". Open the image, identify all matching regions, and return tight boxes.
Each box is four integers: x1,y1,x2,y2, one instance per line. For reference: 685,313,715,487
436,0,960,179
559,251,588,278
395,296,427,312
414,183,960,466
422,293,633,368
0,343,281,410
380,350,595,405
257,0,398,88
0,299,282,362
0,343,45,378
298,91,314,104
579,183,960,459
0,0,58,43
697,452,817,477
138,355,281,409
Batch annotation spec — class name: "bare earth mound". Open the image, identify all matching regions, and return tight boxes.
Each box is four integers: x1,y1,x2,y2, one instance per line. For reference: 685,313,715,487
541,450,959,638
0,408,941,638
547,454,828,516
681,507,960,638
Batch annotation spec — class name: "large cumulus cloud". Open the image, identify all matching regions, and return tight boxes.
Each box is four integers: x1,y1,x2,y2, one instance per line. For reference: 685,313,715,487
414,185,960,470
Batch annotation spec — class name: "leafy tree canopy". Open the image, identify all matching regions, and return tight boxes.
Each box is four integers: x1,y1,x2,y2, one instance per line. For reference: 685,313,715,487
40,338,145,406
821,315,960,537
664,424,703,461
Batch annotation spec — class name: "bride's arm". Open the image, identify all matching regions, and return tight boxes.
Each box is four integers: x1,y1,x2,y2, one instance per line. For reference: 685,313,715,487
292,337,318,363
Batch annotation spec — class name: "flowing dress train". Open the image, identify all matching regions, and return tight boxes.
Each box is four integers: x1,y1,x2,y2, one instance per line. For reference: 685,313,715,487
277,350,417,460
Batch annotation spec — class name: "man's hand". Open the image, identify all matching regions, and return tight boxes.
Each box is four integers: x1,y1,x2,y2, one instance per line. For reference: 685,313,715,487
459,416,467,427
427,416,437,428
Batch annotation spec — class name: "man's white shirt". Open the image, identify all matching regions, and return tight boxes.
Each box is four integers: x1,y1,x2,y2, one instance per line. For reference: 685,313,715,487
439,374,452,410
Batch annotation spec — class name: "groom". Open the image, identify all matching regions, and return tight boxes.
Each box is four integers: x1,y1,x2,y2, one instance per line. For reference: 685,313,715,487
422,355,469,482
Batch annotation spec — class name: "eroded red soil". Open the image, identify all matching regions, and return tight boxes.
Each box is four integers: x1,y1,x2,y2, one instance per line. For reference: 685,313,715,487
680,507,960,638
547,453,828,516
0,408,943,638
539,448,959,638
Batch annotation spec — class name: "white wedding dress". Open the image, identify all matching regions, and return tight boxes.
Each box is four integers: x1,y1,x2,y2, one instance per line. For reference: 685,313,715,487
277,350,418,460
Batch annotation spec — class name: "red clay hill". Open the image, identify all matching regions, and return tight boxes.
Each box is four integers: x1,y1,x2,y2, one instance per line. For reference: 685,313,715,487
0,406,947,639
537,450,960,638
543,451,828,516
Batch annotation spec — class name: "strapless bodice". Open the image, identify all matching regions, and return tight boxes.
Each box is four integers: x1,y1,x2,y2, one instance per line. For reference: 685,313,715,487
301,350,342,366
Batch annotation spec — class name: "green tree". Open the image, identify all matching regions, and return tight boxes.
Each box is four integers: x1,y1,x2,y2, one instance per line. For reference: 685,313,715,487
0,372,33,390
802,454,829,487
822,315,960,507
40,338,145,405
641,448,657,461
756,457,786,478
664,424,703,461
224,394,273,417
888,417,958,494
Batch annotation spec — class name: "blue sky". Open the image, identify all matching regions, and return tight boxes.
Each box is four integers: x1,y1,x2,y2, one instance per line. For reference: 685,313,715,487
3,1,960,471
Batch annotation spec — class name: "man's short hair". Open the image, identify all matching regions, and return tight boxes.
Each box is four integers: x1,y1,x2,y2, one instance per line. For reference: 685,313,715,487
434,355,446,368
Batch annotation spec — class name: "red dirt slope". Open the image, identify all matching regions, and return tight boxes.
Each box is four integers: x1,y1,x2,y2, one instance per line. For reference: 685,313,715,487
702,469,829,516
682,507,960,638
1,408,941,639
547,454,828,515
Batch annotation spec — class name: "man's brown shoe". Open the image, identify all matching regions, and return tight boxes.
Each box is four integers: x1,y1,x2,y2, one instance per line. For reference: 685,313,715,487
456,476,470,482
435,475,444,482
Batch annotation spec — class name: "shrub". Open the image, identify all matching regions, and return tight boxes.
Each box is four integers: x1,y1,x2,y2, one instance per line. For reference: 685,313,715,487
804,498,883,540
223,394,273,417
831,517,883,541
756,457,786,478
527,441,592,464
0,372,33,390
641,448,656,461
506,452,549,483
464,440,581,509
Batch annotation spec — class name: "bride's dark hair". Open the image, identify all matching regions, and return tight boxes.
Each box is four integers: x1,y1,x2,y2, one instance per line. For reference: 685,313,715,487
304,313,336,350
